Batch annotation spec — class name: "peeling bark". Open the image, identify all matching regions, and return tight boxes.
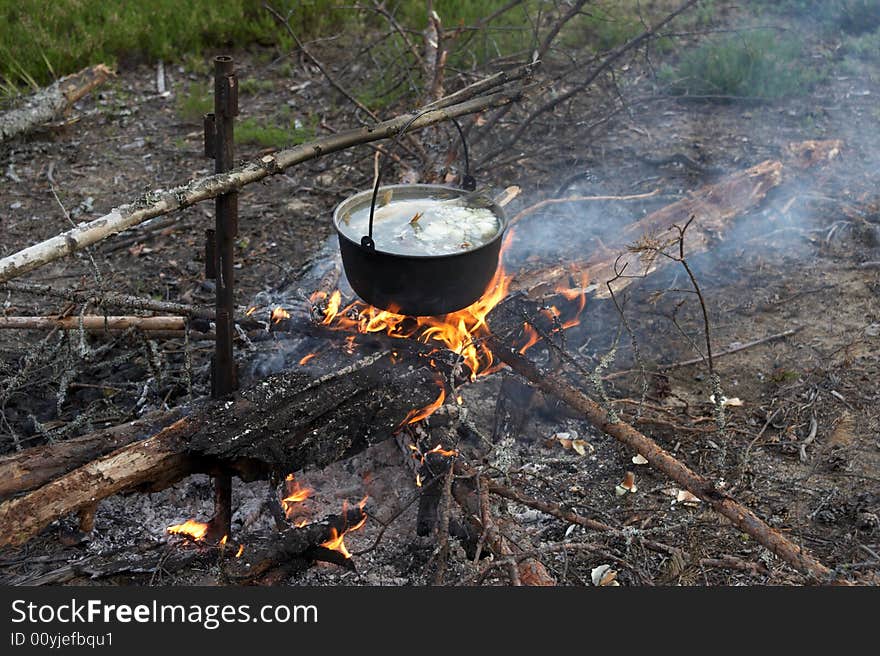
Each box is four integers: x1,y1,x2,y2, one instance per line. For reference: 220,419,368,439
0,64,113,143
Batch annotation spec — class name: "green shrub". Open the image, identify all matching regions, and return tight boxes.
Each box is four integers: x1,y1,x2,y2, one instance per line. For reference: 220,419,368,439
175,82,212,121
661,29,821,100
843,25,880,60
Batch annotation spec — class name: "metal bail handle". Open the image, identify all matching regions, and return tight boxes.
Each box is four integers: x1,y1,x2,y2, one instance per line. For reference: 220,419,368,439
364,114,474,250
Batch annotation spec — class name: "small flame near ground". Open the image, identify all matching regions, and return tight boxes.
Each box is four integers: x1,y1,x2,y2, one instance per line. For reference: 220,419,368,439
400,382,446,426
320,497,368,559
281,474,313,518
271,306,291,323
409,442,458,487
167,519,210,541
298,352,317,366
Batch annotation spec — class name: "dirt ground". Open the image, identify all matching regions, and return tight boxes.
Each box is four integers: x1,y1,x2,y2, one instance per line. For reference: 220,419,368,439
1,13,878,585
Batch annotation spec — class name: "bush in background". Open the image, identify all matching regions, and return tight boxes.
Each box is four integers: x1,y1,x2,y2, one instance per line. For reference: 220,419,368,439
660,28,821,100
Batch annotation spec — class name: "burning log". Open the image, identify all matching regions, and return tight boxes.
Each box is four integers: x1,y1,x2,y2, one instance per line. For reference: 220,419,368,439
513,141,841,297
0,350,442,547
0,64,114,143
223,502,368,583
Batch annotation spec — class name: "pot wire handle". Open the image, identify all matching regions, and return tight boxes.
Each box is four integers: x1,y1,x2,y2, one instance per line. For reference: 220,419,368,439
363,110,474,251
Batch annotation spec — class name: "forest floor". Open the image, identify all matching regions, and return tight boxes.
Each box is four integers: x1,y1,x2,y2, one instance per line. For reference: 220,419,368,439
1,6,878,585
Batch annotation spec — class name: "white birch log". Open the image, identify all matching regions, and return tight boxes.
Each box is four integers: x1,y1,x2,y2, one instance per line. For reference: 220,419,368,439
0,64,114,143
0,88,521,284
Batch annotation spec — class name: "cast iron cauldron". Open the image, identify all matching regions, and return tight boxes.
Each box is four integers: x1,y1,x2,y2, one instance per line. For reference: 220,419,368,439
333,184,507,317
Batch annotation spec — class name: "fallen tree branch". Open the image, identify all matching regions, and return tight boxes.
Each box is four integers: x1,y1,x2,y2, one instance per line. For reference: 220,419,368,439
0,64,114,143
0,281,217,321
512,158,786,295
0,85,523,284
0,408,185,501
620,327,802,377
0,417,197,547
0,315,190,332
508,189,660,226
467,465,681,557
485,327,834,582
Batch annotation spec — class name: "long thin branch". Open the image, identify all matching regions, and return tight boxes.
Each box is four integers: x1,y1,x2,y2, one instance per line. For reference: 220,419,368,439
0,87,522,284
487,334,834,582
603,327,803,380
477,0,699,166
0,316,188,332
265,3,379,122
0,280,215,320
508,189,659,226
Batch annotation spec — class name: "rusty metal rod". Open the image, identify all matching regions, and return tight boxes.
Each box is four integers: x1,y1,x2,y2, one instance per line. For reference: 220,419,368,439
205,55,238,539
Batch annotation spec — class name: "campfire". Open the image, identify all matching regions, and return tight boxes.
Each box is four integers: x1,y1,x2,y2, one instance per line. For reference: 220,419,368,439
0,0,868,586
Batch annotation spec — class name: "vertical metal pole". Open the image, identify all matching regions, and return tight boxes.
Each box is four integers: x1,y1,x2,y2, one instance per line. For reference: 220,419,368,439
203,55,238,539
212,55,238,399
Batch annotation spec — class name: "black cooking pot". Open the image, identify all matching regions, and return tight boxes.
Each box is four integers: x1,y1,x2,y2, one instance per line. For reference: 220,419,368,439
333,184,507,316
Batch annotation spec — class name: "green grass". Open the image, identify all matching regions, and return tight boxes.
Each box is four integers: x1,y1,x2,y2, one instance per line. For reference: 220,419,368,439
842,26,880,62
239,77,275,95
0,0,343,89
660,29,822,100
235,113,316,148
175,82,213,121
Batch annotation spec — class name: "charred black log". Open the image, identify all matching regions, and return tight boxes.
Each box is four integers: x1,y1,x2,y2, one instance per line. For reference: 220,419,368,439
222,504,367,583
0,350,442,547
491,372,535,444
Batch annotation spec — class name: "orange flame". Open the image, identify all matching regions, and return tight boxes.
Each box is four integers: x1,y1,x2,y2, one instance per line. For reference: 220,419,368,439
281,474,313,517
271,307,291,323
298,352,317,366
235,544,244,558
167,519,210,541
314,244,512,379
553,271,590,330
401,383,446,425
321,528,353,559
426,443,458,457
518,322,540,354
319,498,368,559
245,306,257,316
311,232,590,377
